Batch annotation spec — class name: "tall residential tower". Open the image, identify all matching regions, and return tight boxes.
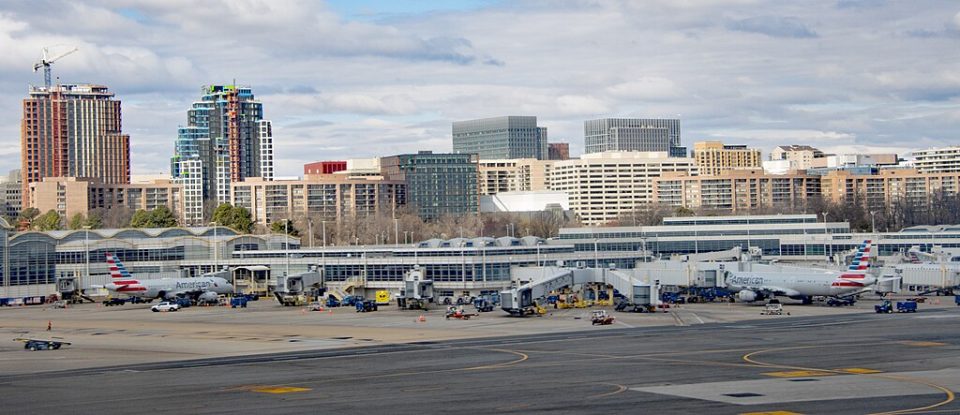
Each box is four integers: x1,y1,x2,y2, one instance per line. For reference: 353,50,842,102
171,85,274,224
20,84,130,208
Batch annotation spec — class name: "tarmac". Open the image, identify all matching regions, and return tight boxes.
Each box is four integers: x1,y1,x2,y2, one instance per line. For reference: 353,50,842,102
1,296,958,414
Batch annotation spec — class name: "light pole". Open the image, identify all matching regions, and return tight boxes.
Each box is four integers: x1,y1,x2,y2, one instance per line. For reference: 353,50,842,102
209,221,218,273
83,225,91,287
308,219,313,248
870,211,877,234
594,238,599,268
460,240,467,290
821,212,828,261
284,220,290,277
536,240,542,267
394,218,399,245
640,237,647,263
321,220,327,248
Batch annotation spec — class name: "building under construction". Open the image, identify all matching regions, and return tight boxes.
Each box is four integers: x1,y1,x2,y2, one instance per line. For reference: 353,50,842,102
171,85,274,224
20,84,131,209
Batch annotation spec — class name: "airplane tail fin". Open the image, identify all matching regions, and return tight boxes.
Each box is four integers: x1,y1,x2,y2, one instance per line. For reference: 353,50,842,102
106,252,133,280
847,240,872,272
840,240,873,281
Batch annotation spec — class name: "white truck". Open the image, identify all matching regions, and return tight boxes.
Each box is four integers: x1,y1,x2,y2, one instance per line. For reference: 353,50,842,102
151,301,181,312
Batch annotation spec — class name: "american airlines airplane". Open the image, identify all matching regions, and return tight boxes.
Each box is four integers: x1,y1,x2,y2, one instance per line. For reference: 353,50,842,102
725,240,888,304
104,253,234,302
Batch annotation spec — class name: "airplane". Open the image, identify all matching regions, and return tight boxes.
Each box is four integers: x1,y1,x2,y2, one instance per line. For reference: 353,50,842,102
104,252,234,302
724,240,894,304
905,246,960,264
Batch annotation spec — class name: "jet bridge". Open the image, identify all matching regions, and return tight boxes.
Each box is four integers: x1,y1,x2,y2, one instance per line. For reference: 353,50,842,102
398,266,434,310
274,269,323,306
501,267,658,316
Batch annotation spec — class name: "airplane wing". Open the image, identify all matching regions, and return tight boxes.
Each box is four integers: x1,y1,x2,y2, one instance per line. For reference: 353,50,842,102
759,286,801,298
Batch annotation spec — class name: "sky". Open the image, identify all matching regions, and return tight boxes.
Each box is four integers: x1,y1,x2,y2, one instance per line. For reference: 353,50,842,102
0,0,958,178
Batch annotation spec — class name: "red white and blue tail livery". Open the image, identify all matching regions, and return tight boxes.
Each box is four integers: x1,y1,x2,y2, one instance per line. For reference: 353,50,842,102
724,240,890,303
104,252,233,301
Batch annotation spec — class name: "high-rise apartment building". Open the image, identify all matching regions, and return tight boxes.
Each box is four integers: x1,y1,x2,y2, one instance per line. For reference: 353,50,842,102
912,146,960,174
549,151,698,225
171,85,274,224
584,118,684,156
21,84,130,208
381,151,478,220
653,170,821,212
231,175,405,226
692,141,762,176
452,116,548,160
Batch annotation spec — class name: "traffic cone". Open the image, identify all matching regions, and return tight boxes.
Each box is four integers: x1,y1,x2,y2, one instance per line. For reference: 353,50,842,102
417,314,426,322
328,309,333,315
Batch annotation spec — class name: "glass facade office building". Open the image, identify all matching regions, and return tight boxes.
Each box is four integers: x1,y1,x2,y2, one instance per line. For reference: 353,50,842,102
381,152,479,220
452,116,548,160
584,118,685,156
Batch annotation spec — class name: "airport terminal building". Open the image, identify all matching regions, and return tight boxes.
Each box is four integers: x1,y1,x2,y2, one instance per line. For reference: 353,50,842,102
2,214,960,298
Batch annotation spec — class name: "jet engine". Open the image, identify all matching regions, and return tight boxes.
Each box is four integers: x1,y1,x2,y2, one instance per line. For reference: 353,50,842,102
737,290,758,302
198,291,219,304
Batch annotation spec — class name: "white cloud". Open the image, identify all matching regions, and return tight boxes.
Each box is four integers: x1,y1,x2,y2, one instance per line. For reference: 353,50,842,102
556,95,610,116
0,1,957,177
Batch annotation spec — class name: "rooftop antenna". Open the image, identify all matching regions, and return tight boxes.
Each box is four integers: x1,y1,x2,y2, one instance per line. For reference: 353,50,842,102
34,46,78,89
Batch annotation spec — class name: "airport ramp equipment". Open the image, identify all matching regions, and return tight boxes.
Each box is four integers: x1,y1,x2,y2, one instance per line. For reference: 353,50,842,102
274,270,322,306
398,266,434,310
501,267,659,316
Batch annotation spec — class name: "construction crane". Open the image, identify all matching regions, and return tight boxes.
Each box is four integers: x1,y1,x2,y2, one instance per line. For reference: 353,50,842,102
33,46,78,89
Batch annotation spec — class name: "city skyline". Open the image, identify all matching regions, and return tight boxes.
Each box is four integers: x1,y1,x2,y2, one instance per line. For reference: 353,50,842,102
0,1,958,178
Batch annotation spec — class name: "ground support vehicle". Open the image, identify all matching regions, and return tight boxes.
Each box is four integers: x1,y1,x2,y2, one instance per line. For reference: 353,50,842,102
15,338,71,351
614,300,655,313
444,307,478,320
875,300,893,313
341,296,362,307
306,302,324,311
761,302,789,316
897,301,918,313
355,299,378,312
827,297,856,307
955,295,960,306
230,297,248,308
473,297,495,312
326,296,341,308
103,298,126,306
591,310,615,325
660,292,686,304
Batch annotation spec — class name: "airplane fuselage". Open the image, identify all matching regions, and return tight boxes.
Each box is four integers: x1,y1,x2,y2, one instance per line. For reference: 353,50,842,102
725,272,862,297
106,277,233,299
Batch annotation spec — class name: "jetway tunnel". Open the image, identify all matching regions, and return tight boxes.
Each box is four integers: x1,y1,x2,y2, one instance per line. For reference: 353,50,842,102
501,267,659,316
